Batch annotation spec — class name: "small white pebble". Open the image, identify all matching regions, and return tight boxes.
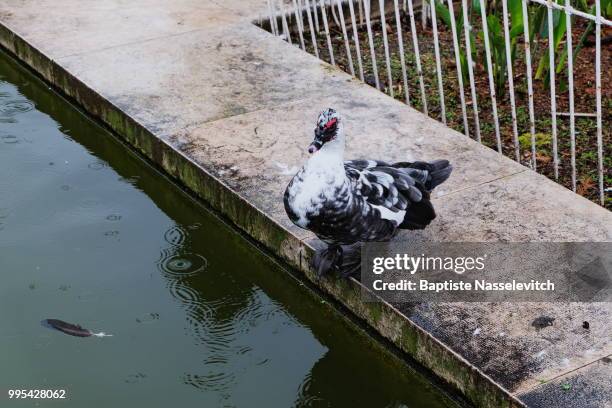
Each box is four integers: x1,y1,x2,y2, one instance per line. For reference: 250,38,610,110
473,328,481,335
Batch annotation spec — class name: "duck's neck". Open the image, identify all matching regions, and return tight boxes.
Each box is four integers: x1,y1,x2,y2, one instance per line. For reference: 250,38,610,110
304,134,345,177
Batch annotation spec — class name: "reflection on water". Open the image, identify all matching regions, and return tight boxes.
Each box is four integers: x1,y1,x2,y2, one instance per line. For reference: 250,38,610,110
0,50,457,408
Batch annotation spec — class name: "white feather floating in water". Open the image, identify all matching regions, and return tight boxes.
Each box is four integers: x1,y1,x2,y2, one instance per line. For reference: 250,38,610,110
91,332,113,338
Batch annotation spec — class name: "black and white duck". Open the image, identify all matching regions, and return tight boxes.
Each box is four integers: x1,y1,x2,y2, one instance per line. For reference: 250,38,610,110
284,108,452,276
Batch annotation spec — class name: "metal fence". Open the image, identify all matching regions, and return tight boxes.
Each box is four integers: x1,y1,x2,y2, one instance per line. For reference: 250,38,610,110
261,0,610,207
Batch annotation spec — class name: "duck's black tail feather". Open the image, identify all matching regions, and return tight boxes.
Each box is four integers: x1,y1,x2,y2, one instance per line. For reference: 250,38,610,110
394,159,452,191
425,159,453,191
392,159,451,230
399,194,436,230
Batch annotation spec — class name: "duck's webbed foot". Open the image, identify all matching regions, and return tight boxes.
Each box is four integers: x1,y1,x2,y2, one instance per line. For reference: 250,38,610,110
311,244,362,278
338,243,361,278
312,244,343,277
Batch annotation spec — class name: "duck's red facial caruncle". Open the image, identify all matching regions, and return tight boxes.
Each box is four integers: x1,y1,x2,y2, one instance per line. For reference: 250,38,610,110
309,108,340,154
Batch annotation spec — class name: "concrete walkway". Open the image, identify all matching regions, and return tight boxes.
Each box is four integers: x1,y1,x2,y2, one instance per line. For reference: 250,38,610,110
1,1,610,407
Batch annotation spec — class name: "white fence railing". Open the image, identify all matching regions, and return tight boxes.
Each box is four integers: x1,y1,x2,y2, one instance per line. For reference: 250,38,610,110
262,0,610,207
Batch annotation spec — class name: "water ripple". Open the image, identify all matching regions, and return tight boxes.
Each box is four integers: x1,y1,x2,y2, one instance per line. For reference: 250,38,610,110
187,222,202,231
0,99,34,117
202,354,229,365
183,371,236,392
135,313,159,324
185,302,215,322
157,250,208,277
187,317,236,352
87,159,108,170
1,134,18,144
164,226,187,246
233,298,265,332
236,345,252,356
294,374,324,407
167,279,199,306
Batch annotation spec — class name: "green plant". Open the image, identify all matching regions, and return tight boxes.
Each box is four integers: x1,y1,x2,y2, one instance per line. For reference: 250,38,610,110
476,0,524,96
434,0,475,83
555,0,612,75
534,0,611,86
434,0,529,96
518,132,551,149
432,0,609,103
533,1,567,82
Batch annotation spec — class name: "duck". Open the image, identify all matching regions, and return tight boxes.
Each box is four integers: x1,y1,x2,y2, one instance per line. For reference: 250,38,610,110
284,108,452,277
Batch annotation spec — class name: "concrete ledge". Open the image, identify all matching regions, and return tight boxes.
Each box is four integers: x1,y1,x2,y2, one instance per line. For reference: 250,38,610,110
1,2,610,407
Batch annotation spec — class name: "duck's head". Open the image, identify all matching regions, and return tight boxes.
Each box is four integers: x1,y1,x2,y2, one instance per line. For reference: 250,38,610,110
308,108,344,154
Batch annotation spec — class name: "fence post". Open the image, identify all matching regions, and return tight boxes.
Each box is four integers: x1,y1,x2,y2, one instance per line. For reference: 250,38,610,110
292,0,307,50
407,0,429,113
546,0,559,179
595,0,604,204
462,0,481,142
431,0,447,123
502,0,521,161
565,0,576,192
394,0,412,105
279,0,292,44
267,0,278,36
379,0,395,97
479,0,502,152
304,0,320,58
320,0,335,64
447,0,469,136
521,0,537,169
348,0,366,81
336,0,356,75
364,0,382,90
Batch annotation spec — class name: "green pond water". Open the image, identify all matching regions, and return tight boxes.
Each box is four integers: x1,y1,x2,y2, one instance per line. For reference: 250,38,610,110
0,51,458,408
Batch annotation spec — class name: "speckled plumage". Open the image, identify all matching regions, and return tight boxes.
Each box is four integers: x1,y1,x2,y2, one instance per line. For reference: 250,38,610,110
285,158,450,243
284,108,451,274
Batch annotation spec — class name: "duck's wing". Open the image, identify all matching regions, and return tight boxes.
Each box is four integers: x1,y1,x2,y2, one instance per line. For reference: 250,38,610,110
344,160,427,213
344,159,451,229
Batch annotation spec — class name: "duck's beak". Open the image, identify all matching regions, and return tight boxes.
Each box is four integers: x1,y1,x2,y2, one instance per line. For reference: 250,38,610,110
309,129,323,154
308,142,322,154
